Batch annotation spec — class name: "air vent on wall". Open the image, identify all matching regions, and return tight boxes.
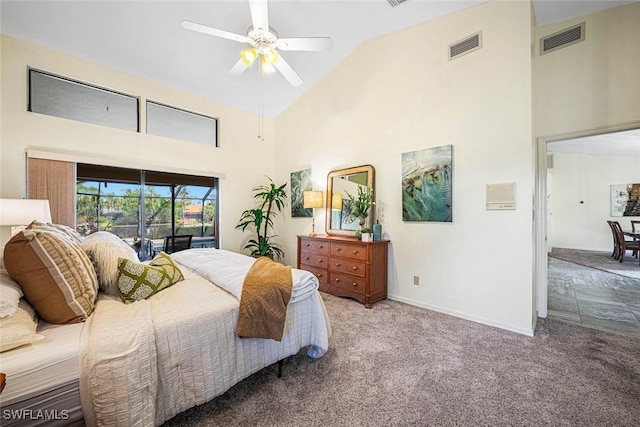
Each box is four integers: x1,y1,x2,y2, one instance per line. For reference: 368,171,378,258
547,154,554,169
448,31,482,61
540,22,585,55
387,0,408,7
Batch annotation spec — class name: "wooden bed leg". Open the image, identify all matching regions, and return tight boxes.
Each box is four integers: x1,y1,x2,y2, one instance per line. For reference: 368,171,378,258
277,360,283,378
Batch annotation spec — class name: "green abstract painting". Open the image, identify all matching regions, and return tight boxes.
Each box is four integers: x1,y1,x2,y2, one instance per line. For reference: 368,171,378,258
291,169,312,217
402,145,453,222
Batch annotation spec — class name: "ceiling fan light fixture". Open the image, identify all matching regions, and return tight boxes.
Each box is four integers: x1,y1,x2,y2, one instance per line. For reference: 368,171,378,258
241,48,258,66
262,48,279,65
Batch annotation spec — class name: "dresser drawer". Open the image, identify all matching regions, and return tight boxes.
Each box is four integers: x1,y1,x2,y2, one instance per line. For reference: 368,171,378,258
299,238,330,255
330,242,367,261
330,258,366,278
330,272,366,294
299,253,328,269
300,264,328,285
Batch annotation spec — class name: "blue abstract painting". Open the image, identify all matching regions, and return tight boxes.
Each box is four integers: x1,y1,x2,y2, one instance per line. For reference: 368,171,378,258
402,145,453,222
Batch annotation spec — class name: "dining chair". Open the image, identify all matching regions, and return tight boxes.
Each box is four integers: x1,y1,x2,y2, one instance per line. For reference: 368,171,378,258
162,235,193,254
611,221,640,264
606,221,620,260
631,220,640,258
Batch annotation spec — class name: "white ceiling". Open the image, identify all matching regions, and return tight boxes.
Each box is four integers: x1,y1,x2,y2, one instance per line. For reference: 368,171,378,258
547,129,640,157
1,0,636,118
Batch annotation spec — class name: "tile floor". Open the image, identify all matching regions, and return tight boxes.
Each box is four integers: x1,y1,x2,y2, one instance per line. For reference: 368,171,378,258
548,257,640,338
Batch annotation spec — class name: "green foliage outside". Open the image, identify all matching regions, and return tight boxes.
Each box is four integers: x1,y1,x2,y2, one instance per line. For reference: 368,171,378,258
76,183,216,240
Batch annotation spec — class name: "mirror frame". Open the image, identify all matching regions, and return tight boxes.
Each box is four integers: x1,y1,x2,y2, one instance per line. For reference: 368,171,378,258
325,164,375,237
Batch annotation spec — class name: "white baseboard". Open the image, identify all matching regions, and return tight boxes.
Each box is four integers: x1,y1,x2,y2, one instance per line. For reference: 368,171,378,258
387,294,535,337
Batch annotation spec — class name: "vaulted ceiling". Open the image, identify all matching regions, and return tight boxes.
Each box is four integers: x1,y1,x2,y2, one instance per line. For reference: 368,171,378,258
1,1,635,118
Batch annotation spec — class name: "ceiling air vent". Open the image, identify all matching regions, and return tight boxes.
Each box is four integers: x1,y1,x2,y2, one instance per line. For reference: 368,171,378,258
448,31,482,61
387,0,408,7
540,22,585,55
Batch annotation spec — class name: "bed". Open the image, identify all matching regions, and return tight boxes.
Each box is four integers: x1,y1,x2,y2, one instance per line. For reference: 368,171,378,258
0,226,331,426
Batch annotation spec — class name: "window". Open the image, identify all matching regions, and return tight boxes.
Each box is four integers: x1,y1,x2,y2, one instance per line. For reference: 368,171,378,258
77,164,218,260
29,69,139,132
146,101,218,146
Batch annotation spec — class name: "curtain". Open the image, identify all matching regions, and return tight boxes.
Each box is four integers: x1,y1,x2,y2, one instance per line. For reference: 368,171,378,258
27,158,76,226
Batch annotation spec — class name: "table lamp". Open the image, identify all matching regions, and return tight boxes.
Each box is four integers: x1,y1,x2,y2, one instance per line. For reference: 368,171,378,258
0,198,52,244
303,191,324,236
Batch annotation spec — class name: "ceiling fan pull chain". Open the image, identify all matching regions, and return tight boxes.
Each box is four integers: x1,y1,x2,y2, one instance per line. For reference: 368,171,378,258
258,58,264,141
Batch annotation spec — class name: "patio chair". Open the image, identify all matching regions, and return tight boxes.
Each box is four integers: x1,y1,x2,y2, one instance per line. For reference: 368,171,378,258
163,235,193,254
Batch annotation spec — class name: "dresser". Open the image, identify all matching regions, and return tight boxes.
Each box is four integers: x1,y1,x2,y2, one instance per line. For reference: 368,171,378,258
297,235,389,308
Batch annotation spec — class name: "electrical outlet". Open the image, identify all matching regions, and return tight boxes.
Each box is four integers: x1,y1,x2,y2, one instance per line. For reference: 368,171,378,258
413,276,419,286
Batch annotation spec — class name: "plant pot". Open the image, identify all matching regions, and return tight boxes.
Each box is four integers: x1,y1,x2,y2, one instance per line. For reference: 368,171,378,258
361,233,373,242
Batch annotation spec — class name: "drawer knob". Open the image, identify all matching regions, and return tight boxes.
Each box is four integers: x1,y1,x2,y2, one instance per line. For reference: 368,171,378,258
305,257,310,261
335,263,341,267
352,282,358,287
336,248,341,252
317,273,323,278
318,259,323,263
352,250,358,254
319,245,324,249
335,278,340,283
352,266,358,271
305,243,310,247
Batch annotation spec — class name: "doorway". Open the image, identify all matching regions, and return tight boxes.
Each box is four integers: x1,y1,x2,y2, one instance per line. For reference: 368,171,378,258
535,126,640,337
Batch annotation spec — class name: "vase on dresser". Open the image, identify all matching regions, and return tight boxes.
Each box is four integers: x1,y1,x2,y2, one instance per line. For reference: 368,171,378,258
297,235,389,308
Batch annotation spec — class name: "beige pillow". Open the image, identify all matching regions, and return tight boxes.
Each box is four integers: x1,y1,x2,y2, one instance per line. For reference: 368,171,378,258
1,256,23,318
0,299,45,352
81,231,139,296
27,220,84,244
4,229,98,324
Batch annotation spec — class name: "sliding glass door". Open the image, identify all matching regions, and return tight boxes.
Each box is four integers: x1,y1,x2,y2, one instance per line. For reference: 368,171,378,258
77,164,218,260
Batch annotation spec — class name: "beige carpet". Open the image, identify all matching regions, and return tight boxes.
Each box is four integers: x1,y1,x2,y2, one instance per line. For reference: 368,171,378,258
162,293,640,426
549,248,640,280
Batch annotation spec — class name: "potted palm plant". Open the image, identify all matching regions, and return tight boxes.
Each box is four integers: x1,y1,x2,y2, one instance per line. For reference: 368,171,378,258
236,177,287,259
345,186,374,239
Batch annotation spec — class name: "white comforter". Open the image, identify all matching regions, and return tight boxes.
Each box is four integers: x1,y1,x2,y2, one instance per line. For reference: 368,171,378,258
171,248,319,303
80,251,331,427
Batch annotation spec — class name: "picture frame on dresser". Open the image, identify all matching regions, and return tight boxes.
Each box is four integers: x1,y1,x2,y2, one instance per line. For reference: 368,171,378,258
297,234,389,308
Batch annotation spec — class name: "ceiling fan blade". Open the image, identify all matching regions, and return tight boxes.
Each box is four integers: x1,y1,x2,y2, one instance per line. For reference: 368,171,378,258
273,55,303,87
182,20,248,44
249,0,269,32
228,58,249,76
276,37,334,52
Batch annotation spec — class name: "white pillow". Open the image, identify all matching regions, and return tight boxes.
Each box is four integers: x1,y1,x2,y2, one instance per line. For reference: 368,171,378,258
0,299,45,352
0,256,23,318
81,231,139,296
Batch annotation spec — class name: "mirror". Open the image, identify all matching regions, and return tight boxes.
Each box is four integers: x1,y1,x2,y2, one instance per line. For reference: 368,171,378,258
326,165,375,237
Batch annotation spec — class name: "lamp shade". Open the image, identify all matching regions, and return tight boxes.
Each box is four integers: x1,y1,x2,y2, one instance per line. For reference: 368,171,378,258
0,199,52,226
303,191,324,209
331,193,343,211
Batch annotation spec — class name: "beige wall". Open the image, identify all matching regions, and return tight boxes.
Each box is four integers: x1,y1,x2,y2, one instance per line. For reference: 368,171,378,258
549,153,640,251
275,0,535,334
0,35,275,253
535,2,640,138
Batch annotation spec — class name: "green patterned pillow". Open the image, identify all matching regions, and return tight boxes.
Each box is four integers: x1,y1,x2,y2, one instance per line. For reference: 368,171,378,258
117,252,184,303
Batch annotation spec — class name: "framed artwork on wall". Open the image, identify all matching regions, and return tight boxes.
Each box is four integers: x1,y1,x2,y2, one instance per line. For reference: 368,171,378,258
402,145,453,222
291,169,312,217
611,183,640,217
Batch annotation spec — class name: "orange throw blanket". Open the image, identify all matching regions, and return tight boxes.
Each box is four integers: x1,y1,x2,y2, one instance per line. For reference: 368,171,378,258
236,257,293,341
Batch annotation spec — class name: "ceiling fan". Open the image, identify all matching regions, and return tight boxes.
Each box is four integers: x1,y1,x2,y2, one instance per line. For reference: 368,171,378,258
182,0,333,87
